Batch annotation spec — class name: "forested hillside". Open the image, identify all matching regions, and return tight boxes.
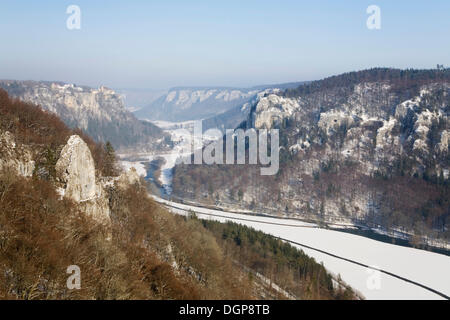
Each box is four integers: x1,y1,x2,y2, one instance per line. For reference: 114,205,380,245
201,219,356,299
173,68,450,248
0,89,354,299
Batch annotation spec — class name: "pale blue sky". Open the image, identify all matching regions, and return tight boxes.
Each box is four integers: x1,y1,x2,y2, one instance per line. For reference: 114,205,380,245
0,0,449,89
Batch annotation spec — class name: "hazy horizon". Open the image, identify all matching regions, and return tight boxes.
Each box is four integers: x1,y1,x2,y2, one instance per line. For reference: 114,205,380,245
1,0,449,90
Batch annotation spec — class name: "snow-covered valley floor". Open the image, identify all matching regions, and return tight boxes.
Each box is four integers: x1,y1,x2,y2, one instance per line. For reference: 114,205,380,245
153,196,450,300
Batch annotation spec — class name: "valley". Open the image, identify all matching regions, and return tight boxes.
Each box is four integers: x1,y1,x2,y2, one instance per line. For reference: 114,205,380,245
2,0,449,305
2,69,449,301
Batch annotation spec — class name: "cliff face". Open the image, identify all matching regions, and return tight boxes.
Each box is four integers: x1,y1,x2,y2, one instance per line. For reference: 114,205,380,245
172,69,450,244
56,135,98,202
250,82,449,177
0,131,112,224
251,82,447,158
250,93,299,129
0,81,169,152
0,131,35,177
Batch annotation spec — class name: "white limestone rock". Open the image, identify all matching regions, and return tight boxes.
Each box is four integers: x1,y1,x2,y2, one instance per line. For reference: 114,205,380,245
116,167,141,190
55,135,97,202
318,110,355,134
253,94,299,129
0,131,35,177
55,135,110,224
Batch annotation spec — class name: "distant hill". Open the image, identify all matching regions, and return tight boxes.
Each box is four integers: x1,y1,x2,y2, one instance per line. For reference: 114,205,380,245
0,80,169,152
134,82,306,123
115,87,167,112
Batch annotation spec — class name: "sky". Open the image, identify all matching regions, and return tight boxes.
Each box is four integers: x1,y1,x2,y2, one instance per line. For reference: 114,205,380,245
0,0,449,90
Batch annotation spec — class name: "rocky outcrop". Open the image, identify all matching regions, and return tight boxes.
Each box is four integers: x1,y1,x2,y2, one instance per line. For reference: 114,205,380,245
116,167,141,190
1,131,141,225
55,135,110,224
55,135,97,202
0,131,35,177
252,94,299,129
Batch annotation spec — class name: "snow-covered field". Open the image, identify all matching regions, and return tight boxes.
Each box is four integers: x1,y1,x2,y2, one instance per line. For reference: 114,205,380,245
153,196,450,300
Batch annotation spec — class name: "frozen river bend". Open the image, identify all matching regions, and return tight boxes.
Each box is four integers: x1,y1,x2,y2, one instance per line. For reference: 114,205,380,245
153,196,450,300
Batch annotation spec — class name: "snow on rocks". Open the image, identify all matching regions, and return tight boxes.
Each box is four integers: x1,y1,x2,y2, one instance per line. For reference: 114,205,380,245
253,94,299,129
